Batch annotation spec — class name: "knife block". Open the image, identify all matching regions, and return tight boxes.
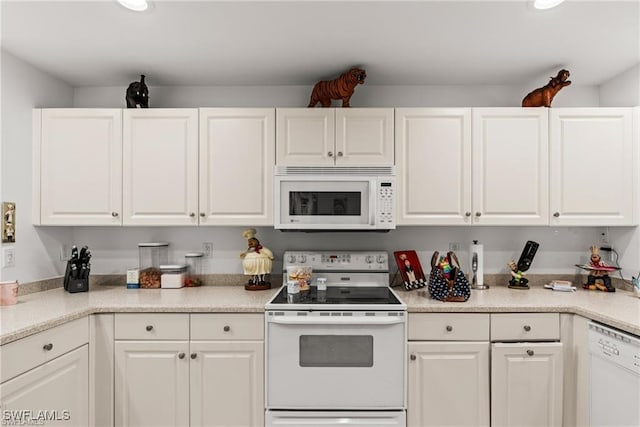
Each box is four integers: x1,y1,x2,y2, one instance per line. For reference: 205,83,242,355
63,259,89,293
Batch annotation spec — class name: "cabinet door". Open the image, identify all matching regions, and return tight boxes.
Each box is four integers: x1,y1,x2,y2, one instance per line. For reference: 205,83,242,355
472,108,549,225
276,108,334,166
549,108,634,225
491,342,563,427
395,108,472,225
200,108,275,225
37,109,122,225
114,341,189,427
190,341,264,427
122,109,199,225
0,345,88,426
407,342,489,427
336,108,394,166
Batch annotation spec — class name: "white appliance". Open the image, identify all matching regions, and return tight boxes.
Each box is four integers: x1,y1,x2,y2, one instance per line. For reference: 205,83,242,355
265,251,407,426
274,166,395,231
588,322,640,426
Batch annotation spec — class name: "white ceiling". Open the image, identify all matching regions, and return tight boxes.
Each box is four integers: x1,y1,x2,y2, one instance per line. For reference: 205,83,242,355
1,0,639,88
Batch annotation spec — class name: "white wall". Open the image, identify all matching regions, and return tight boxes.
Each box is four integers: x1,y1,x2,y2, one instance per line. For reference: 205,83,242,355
599,64,640,108
0,50,74,283
73,84,599,109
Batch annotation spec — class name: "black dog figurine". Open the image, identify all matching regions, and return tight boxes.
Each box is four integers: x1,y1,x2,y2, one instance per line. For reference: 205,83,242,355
126,74,149,108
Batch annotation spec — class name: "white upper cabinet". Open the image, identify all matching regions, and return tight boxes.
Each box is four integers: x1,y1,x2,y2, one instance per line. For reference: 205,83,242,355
199,108,275,225
122,109,199,225
472,108,549,225
549,108,635,225
35,109,123,225
395,108,472,225
277,108,394,166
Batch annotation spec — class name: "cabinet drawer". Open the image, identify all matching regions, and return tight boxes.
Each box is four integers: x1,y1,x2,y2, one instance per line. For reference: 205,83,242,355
1,317,89,383
408,313,490,341
491,313,559,341
191,314,263,340
115,313,189,340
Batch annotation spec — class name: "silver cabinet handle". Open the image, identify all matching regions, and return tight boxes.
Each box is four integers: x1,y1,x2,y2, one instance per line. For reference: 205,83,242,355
527,349,535,356
553,212,560,217
146,325,154,331
410,354,416,361
191,353,197,359
465,212,471,217
446,325,453,332
337,151,343,157
223,325,231,332
178,352,185,359
523,325,531,332
475,212,482,217
43,343,53,351
112,212,119,217
189,212,195,217
328,151,334,157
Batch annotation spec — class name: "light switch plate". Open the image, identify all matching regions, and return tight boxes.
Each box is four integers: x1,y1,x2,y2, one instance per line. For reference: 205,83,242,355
3,246,15,268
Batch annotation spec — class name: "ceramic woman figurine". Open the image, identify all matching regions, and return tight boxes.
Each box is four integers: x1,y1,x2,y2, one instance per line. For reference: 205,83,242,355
240,228,274,289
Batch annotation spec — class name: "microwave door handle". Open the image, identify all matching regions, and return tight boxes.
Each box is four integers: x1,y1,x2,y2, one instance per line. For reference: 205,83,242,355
269,416,402,425
268,316,405,326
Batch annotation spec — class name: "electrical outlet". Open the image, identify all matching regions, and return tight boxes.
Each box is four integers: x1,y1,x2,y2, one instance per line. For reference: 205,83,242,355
449,242,460,252
600,227,610,245
59,244,70,261
3,247,15,268
203,242,213,258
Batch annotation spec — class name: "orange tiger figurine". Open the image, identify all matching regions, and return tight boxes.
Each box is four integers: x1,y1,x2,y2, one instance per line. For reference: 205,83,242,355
308,67,366,108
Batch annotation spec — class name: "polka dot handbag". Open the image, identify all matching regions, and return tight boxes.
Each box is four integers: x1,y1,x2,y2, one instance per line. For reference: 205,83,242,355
428,251,471,302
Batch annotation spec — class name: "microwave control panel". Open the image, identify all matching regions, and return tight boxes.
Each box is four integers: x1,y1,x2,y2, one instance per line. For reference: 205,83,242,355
377,180,395,226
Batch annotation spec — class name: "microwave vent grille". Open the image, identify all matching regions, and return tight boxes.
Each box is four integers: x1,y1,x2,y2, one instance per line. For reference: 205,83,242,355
276,166,395,176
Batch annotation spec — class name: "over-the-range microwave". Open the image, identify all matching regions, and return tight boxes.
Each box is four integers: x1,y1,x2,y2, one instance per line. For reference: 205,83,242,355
274,166,396,231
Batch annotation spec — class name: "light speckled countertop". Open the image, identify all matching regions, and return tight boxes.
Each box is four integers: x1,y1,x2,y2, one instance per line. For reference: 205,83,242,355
1,284,638,345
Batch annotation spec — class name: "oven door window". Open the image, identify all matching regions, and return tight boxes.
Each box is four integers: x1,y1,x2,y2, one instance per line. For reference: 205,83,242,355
299,335,373,367
290,192,361,216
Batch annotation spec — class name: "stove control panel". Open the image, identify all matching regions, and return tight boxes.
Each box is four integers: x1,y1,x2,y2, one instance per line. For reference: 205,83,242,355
283,251,388,271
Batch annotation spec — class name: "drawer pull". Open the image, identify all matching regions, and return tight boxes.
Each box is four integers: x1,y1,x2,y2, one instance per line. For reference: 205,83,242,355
475,212,482,217
465,212,471,217
189,212,195,217
112,212,119,217
410,354,416,361
178,352,185,359
446,325,453,332
223,325,231,332
43,343,53,351
328,151,334,157
553,212,560,218
191,353,197,359
527,349,535,356
200,213,206,217
146,325,154,331
523,325,531,332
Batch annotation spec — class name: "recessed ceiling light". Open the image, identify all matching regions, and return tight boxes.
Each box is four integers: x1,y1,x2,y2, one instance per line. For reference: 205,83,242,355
117,0,148,12
533,0,566,10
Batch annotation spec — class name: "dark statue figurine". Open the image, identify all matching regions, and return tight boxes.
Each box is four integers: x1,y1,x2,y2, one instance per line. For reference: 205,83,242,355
521,69,571,107
308,67,366,108
126,74,149,108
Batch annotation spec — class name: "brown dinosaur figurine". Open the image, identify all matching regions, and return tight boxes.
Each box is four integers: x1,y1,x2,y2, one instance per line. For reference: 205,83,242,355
521,69,571,107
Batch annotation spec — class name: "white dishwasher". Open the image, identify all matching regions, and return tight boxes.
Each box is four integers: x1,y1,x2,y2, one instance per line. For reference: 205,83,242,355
588,322,640,427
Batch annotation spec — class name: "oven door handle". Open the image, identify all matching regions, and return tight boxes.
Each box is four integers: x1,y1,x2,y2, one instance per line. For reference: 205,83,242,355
267,316,405,326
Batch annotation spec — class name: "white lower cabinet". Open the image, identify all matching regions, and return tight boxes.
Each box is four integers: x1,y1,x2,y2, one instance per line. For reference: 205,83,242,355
407,313,490,427
491,342,564,427
490,313,563,427
114,313,264,427
0,318,89,427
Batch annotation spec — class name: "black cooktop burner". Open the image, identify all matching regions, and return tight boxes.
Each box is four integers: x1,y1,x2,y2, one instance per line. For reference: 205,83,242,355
269,286,403,305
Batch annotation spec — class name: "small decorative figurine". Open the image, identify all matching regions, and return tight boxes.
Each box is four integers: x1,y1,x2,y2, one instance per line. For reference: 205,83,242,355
240,228,274,290
507,240,539,290
577,245,617,292
508,260,529,289
126,74,149,108
521,69,571,107
308,67,366,108
393,251,427,290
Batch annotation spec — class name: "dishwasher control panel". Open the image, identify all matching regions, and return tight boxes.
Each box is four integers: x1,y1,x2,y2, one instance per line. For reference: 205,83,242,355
589,322,640,374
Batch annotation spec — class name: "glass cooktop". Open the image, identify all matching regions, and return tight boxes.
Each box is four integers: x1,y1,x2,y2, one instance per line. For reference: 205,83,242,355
269,286,403,306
